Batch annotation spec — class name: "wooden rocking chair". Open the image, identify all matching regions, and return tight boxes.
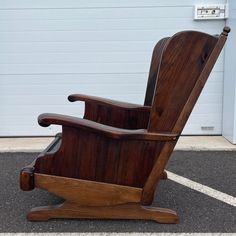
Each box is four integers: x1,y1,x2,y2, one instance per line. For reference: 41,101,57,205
20,27,230,223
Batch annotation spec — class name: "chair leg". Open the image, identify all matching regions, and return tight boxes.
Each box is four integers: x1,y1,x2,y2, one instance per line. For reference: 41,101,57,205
27,201,178,224
161,170,168,179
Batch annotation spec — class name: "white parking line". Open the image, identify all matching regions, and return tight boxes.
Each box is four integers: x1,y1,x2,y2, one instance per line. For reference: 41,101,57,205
167,171,236,207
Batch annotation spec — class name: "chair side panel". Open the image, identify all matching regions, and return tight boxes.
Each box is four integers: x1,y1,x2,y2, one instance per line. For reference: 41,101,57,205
84,103,150,129
34,126,162,188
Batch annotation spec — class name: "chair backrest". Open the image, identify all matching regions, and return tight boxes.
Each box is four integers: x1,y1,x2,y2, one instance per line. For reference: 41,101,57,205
144,37,169,106
148,28,229,133
141,27,230,204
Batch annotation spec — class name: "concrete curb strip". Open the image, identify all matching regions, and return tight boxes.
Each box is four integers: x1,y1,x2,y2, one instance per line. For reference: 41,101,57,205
0,136,235,152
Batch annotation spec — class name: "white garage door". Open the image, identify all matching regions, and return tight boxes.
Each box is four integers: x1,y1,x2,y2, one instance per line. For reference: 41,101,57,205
0,0,226,136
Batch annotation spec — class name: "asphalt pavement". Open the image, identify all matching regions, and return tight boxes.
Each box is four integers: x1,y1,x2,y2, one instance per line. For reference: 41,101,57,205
0,151,235,233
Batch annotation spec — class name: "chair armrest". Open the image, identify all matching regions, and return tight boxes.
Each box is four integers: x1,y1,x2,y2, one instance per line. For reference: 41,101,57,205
68,94,150,129
68,94,151,112
38,113,178,141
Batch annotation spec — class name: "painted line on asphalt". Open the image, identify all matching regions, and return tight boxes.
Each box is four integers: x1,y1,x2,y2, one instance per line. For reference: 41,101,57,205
167,171,236,207
1,233,236,236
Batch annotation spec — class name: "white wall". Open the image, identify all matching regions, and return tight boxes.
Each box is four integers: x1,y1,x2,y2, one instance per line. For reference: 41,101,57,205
222,0,236,144
0,0,226,136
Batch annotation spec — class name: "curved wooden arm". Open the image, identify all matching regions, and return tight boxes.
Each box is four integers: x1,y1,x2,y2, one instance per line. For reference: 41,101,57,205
68,94,151,112
38,113,178,141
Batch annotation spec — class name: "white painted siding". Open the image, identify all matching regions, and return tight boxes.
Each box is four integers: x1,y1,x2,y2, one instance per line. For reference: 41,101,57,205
0,0,226,136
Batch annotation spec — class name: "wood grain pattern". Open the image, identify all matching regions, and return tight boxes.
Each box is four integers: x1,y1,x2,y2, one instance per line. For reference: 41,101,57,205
69,94,151,130
20,166,35,191
144,37,170,106
68,94,151,111
142,27,230,204
38,113,177,141
27,202,178,223
34,127,171,188
34,173,142,206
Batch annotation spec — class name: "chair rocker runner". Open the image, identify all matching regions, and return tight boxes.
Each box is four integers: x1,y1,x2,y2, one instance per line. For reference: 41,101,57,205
20,27,230,223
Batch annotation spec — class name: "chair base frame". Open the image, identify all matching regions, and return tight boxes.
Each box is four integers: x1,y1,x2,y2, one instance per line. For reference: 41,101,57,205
24,172,177,223
21,135,174,223
27,201,178,224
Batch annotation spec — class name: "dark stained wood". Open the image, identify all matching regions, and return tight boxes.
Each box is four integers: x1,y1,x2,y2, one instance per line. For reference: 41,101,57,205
68,94,151,110
20,27,230,223
141,27,230,204
20,166,35,191
34,173,142,206
148,32,218,133
68,94,151,130
27,202,178,223
33,126,173,188
141,141,177,204
144,37,170,106
160,170,168,179
38,113,177,141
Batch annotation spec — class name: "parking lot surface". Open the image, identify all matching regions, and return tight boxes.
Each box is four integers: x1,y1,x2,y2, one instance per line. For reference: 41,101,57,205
0,151,235,233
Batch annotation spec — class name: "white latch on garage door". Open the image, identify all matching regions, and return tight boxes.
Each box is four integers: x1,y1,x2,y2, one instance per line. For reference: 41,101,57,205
194,4,228,20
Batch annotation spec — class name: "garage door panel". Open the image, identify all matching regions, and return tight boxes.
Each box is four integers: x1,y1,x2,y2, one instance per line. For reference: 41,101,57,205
0,29,222,43
1,105,84,116
197,94,222,104
202,82,223,93
0,0,226,9
0,41,156,53
0,52,152,64
0,1,226,136
183,124,222,135
204,71,223,82
0,7,193,21
1,82,146,96
0,30,170,43
0,63,150,74
187,114,222,124
0,73,147,85
0,52,225,65
0,18,225,32
184,113,222,134
1,125,60,136
1,95,68,105
191,104,222,114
